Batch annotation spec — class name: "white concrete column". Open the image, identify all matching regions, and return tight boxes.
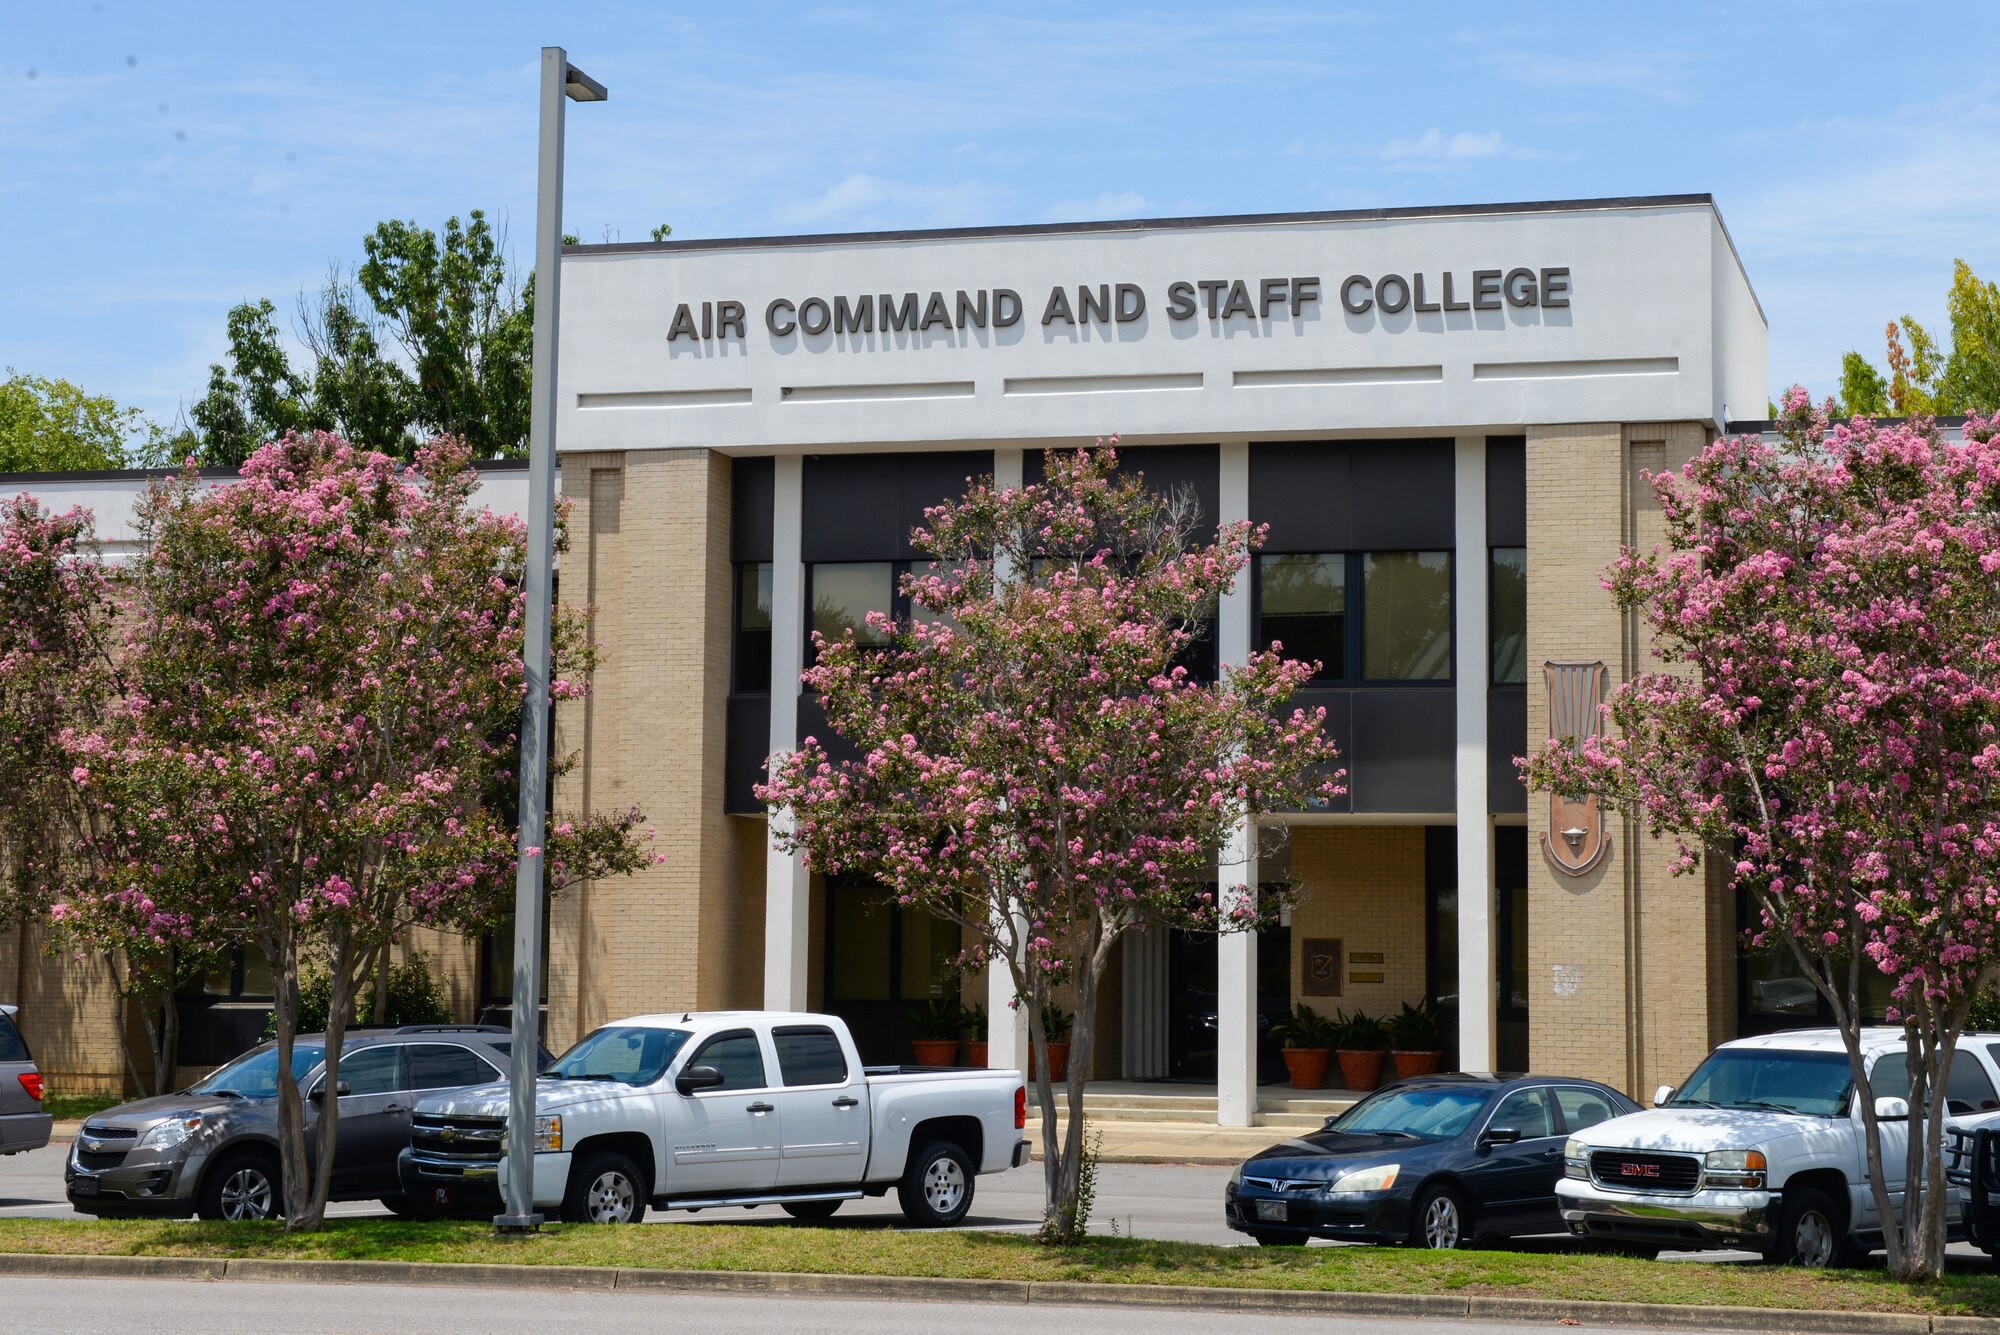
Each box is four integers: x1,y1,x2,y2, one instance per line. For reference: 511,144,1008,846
1215,439,1259,1126
764,455,810,1011
1453,436,1496,1072
985,448,1031,1073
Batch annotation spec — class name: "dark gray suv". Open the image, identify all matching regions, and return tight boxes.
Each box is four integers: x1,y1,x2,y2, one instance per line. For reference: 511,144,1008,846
0,1005,53,1156
65,1024,543,1220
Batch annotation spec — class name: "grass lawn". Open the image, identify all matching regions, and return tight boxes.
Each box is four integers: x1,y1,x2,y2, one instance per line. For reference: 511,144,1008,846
39,1093,121,1122
1,1218,1997,1317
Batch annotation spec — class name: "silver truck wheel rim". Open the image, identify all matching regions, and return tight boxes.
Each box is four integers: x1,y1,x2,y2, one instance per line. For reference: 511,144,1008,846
1424,1196,1460,1248
1794,1209,1834,1266
586,1171,636,1223
221,1168,274,1220
923,1157,965,1215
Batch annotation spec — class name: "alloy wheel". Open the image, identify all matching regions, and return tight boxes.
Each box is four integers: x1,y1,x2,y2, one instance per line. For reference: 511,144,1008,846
220,1167,275,1221
1793,1207,1835,1267
923,1155,966,1215
585,1170,637,1224
1423,1194,1462,1249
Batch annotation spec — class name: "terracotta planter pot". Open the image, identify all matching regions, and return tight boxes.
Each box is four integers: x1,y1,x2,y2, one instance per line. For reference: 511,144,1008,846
1281,1047,1331,1091
911,1038,959,1066
965,1040,989,1068
1031,1041,1071,1083
1337,1048,1385,1091
1392,1050,1442,1078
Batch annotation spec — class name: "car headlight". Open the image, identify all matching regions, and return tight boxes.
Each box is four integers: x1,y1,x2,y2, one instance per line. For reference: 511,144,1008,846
1702,1149,1766,1189
534,1114,562,1153
138,1117,201,1152
1563,1136,1588,1180
1326,1163,1399,1193
1227,1163,1243,1189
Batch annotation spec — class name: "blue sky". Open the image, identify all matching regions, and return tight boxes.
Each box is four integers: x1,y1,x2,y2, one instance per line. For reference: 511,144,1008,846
6,2,1999,429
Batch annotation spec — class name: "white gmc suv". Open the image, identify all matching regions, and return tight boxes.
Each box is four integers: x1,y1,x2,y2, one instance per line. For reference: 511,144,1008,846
399,1010,1029,1226
1556,1028,2000,1266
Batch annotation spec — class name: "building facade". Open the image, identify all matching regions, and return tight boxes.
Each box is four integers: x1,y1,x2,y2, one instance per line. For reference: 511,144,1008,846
5,195,1795,1122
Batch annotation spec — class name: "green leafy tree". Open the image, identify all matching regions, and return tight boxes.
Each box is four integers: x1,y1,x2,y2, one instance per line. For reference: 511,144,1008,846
358,211,533,459
1838,351,1890,418
0,370,169,471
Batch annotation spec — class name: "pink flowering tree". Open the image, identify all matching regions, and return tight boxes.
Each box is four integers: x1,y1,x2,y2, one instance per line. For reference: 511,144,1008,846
1523,390,2000,1278
65,432,653,1230
0,495,220,1095
761,445,1343,1242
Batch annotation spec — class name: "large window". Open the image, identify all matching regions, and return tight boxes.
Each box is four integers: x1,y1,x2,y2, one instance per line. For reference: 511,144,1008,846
1489,547,1527,685
807,562,896,664
825,880,961,1004
1254,551,1452,684
734,562,772,692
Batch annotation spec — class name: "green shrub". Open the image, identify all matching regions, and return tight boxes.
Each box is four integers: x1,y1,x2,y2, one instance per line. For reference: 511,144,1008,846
263,950,452,1040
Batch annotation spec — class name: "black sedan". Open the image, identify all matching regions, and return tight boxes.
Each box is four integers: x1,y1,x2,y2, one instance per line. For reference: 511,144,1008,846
1225,1073,1640,1249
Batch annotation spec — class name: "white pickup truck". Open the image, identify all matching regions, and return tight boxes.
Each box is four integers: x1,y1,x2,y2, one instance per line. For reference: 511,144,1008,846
398,1010,1029,1226
1556,1028,2000,1266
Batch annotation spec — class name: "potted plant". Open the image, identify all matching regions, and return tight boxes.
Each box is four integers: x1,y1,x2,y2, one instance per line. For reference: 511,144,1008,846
1333,1009,1387,1092
1270,1002,1336,1090
908,1000,964,1066
1388,1000,1445,1078
1033,1003,1073,1082
962,1003,990,1067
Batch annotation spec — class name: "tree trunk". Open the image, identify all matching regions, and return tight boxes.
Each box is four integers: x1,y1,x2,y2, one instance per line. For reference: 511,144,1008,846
295,934,358,1232
271,922,314,1226
371,941,392,1025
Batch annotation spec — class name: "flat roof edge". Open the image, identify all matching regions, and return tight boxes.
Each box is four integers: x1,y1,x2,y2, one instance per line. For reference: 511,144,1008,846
0,457,531,488
567,193,1721,257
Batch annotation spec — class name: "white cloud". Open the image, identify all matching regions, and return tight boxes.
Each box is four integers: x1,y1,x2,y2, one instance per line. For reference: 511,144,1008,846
1380,128,1511,162
1043,190,1154,222
776,173,1012,230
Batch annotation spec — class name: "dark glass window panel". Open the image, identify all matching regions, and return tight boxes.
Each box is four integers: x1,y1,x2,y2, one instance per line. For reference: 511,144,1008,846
1488,1085,1555,1139
809,562,895,657
1745,947,1819,1017
827,884,894,1002
1555,1086,1618,1132
1257,553,1345,682
773,1025,849,1086
332,1044,401,1097
406,1043,500,1090
0,1014,27,1062
1875,1050,2000,1115
735,562,773,693
1362,551,1452,681
690,1032,768,1091
1489,547,1527,685
898,908,961,1003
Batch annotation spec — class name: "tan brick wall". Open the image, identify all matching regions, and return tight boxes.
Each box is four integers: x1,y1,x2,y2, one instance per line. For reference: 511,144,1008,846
3,923,124,1094
1525,422,1734,1099
549,448,736,1048
1287,826,1429,1020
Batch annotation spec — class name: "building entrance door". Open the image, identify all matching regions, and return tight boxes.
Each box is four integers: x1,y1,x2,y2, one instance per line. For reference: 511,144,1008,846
1165,925,1289,1082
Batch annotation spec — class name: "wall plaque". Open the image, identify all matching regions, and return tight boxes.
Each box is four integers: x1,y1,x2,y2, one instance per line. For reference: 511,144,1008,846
1542,661,1610,876
1350,951,1385,964
1350,971,1385,984
1301,938,1342,997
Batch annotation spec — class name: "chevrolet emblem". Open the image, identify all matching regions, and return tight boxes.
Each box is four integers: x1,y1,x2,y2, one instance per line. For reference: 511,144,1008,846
84,1138,103,1152
439,1128,458,1142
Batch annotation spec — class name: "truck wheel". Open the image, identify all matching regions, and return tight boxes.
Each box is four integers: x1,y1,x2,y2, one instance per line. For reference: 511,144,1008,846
197,1150,282,1222
781,1199,844,1222
560,1150,648,1225
897,1140,975,1227
1412,1184,1471,1250
1771,1187,1841,1267
1250,1230,1306,1247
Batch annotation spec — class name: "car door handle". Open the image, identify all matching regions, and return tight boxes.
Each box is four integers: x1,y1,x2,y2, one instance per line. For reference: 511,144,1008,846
747,1102,775,1114
832,1096,860,1108
385,1104,410,1114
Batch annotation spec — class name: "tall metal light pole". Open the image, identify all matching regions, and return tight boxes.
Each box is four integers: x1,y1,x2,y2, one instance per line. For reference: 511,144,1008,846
497,45,606,1234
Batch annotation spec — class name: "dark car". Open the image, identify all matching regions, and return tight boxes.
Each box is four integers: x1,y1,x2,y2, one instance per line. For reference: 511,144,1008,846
1225,1073,1640,1249
0,1005,54,1156
65,1024,549,1220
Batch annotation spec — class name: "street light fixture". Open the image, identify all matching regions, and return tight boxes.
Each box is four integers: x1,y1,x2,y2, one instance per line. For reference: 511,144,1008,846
496,45,605,1235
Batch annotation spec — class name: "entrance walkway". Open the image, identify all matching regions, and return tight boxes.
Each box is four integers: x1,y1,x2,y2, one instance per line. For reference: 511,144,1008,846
1023,1080,1363,1161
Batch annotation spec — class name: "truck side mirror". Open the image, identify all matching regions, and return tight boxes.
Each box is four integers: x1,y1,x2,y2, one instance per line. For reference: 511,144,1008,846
1874,1095,1911,1121
676,1065,724,1096
1653,1085,1676,1107
1481,1126,1521,1146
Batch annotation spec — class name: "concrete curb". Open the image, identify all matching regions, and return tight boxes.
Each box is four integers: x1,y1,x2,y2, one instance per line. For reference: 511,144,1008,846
0,1250,1978,1331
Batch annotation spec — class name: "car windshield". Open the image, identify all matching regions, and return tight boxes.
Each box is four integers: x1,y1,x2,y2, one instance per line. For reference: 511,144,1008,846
545,1026,691,1086
1328,1085,1490,1139
1672,1048,1852,1116
188,1043,327,1099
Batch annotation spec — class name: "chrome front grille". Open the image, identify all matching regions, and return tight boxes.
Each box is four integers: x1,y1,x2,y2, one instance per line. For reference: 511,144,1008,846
1589,1150,1703,1194
408,1112,505,1173
1241,1175,1322,1193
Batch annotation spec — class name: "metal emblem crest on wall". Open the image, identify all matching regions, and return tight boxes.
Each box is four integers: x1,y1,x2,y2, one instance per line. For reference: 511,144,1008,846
1542,661,1609,876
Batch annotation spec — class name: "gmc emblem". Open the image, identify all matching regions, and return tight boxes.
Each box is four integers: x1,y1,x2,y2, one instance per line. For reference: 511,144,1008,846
1619,1162,1660,1178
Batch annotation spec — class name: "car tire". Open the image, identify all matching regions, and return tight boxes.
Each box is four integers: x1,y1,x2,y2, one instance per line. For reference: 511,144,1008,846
1249,1230,1306,1247
379,1194,429,1219
197,1149,282,1222
1411,1183,1471,1250
559,1150,648,1225
781,1199,844,1222
897,1140,975,1227
1771,1187,1843,1268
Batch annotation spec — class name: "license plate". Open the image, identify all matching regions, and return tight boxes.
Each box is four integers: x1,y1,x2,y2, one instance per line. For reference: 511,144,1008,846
429,1186,455,1208
1254,1199,1288,1222
70,1176,100,1198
